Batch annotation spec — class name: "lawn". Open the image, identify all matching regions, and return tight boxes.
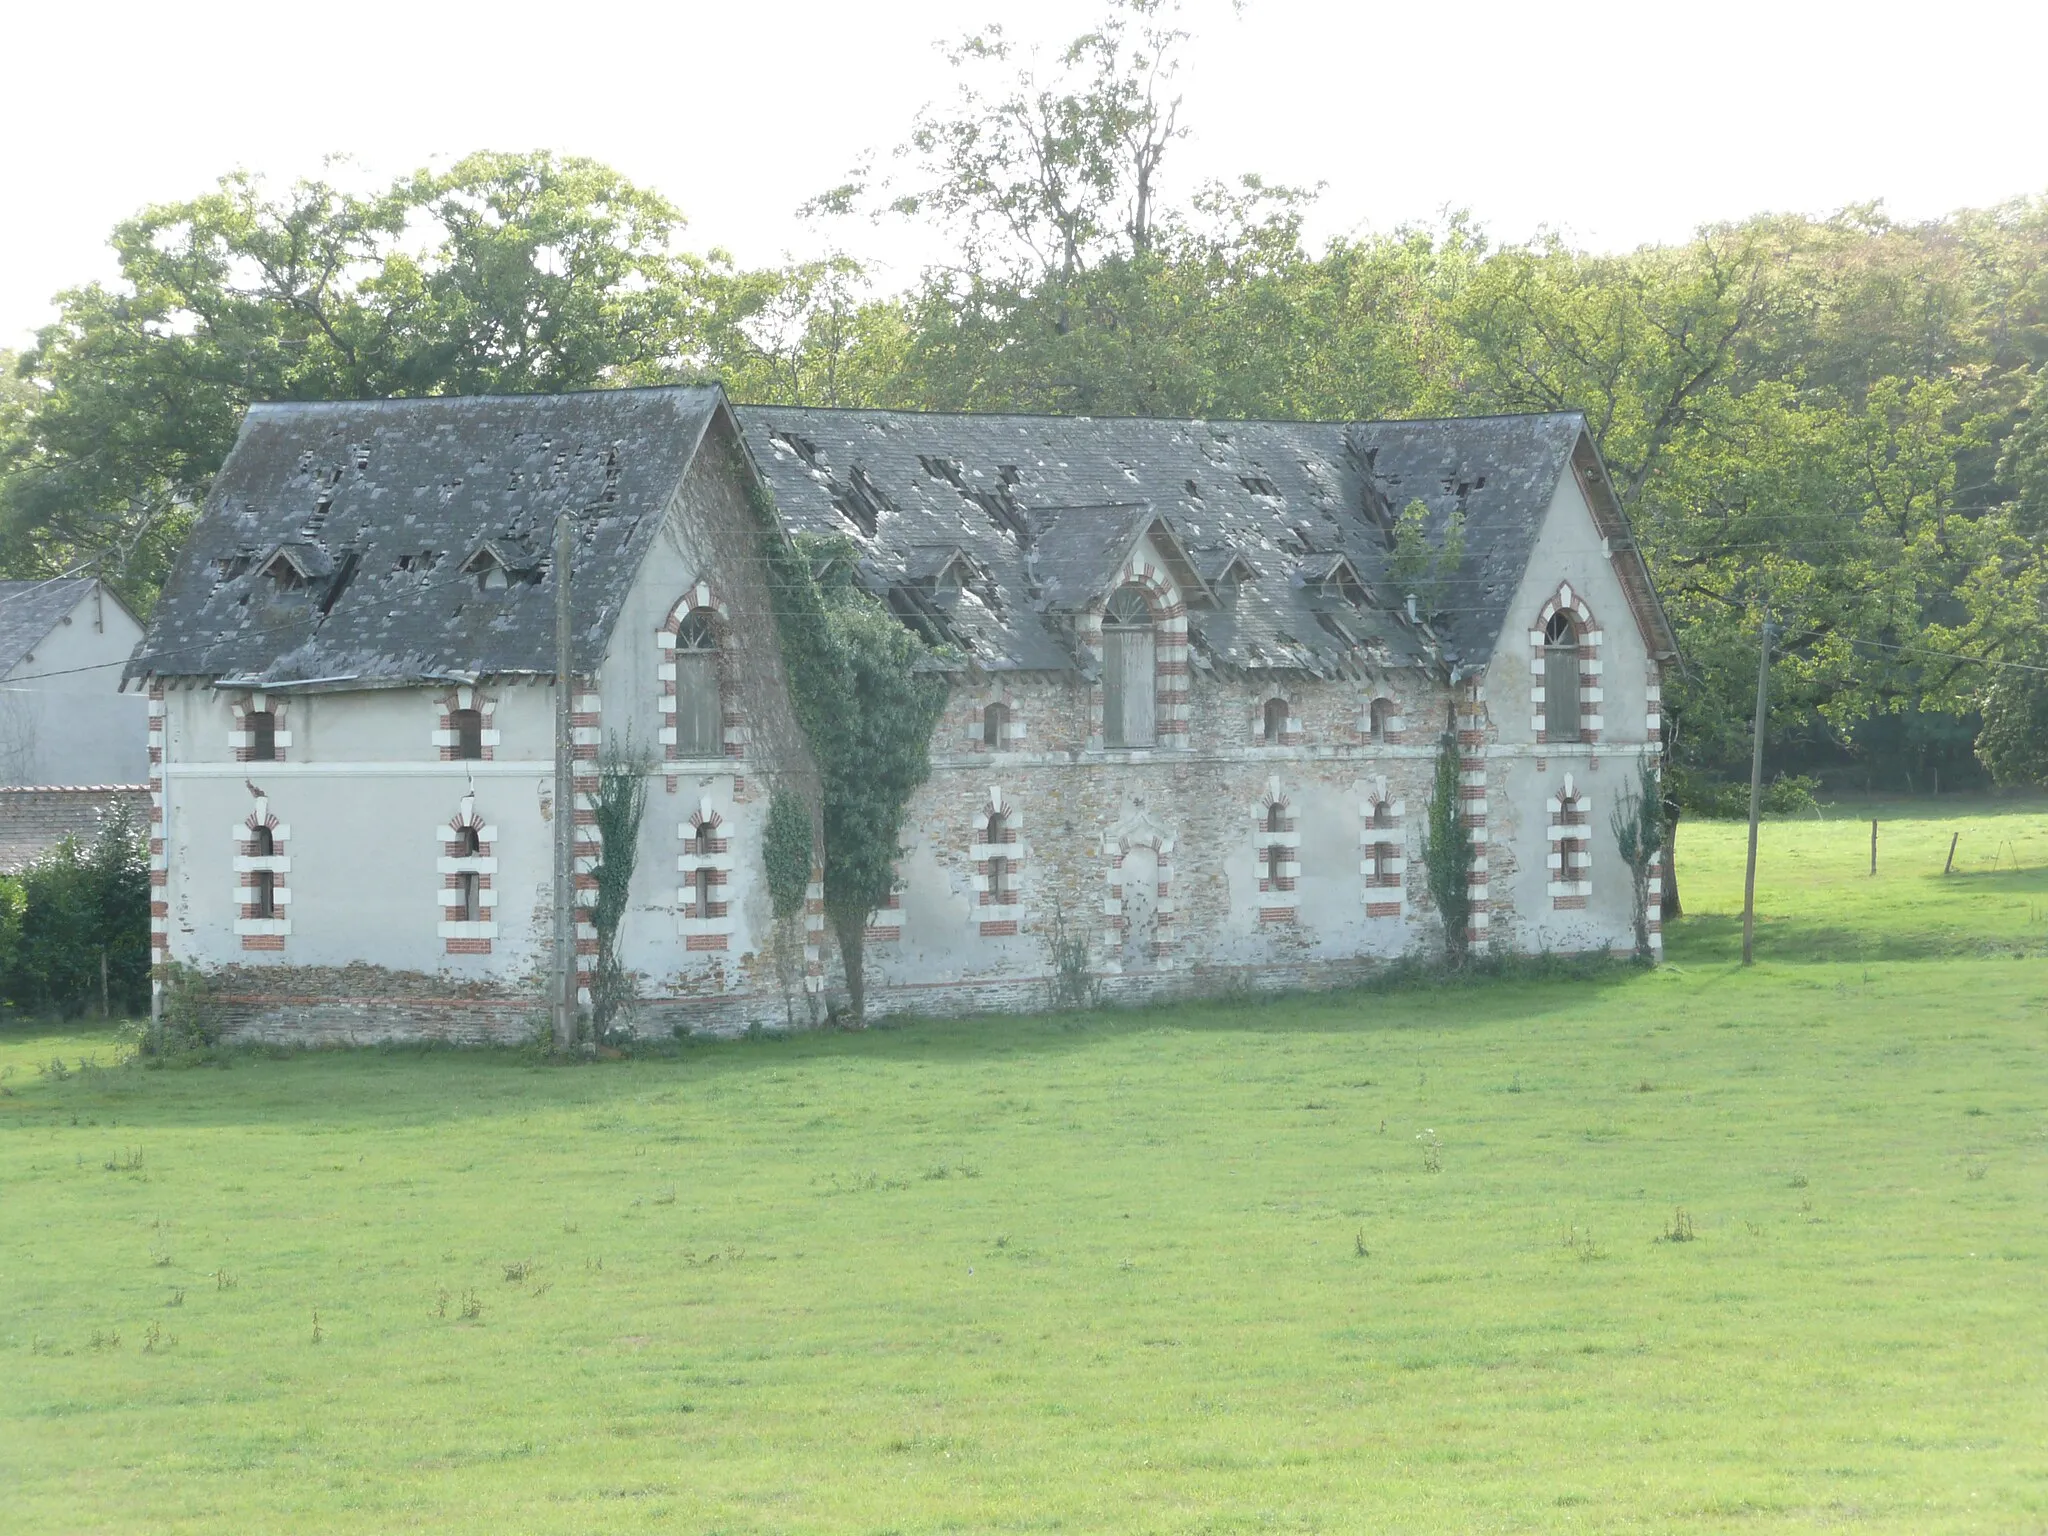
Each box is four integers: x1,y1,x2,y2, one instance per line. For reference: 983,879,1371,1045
2,799,2044,1533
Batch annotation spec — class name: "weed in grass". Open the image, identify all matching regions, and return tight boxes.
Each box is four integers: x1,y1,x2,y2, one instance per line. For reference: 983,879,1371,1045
652,1187,676,1206
530,1281,553,1298
503,1260,532,1283
213,1269,237,1291
460,1290,482,1320
1662,1208,1698,1243
562,1221,580,1235
143,1320,165,1353
167,1289,184,1308
89,1328,120,1351
1561,1224,1606,1262
1635,1079,1655,1093
1508,1074,1523,1093
42,1058,70,1082
1788,1172,1809,1189
29,1336,55,1356
102,1147,143,1172
1965,1160,1989,1181
1354,1230,1370,1258
1416,1129,1443,1173
310,1311,323,1345
435,1288,450,1319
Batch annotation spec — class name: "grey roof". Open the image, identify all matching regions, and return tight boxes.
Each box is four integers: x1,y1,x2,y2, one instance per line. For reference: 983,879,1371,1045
0,577,97,674
132,388,726,685
732,406,1663,677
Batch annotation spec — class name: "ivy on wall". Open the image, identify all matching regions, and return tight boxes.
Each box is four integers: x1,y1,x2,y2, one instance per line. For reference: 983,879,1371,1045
746,482,949,1023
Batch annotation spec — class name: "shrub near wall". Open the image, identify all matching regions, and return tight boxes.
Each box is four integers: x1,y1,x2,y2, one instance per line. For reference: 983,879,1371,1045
1,805,150,1018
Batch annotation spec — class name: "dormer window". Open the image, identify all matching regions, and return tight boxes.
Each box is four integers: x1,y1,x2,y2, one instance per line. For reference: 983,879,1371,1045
264,555,305,591
451,708,484,760
1102,585,1156,750
984,701,1009,750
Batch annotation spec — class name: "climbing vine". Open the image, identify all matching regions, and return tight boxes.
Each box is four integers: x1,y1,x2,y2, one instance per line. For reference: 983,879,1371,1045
589,737,650,1038
1609,755,1665,962
746,481,949,1023
762,789,815,1027
1421,727,1474,965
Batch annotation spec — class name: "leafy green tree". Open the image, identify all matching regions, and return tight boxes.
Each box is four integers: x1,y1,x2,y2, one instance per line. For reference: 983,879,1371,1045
0,153,718,605
4,805,149,1018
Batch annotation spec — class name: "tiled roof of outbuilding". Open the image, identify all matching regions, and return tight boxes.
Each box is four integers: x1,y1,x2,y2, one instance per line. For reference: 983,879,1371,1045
0,578,98,675
131,388,726,685
731,406,1661,678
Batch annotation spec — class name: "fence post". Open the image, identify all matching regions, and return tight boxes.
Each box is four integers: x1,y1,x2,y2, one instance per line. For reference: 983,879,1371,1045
1944,832,1959,876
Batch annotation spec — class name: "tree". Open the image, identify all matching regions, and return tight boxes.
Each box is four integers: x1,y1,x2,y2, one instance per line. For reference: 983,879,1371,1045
0,153,719,606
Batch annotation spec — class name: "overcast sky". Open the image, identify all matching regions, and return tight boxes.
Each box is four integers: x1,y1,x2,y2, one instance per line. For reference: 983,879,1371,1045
4,0,2044,349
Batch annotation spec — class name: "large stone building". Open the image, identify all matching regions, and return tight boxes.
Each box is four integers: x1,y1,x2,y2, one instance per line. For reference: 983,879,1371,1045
132,386,1675,1042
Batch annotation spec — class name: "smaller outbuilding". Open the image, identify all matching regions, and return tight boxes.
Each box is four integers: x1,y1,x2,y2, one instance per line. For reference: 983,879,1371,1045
0,576,149,789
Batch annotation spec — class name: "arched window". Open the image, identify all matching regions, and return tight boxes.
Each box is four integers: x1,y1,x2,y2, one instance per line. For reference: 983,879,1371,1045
1545,611,1581,742
450,707,484,761
983,701,1009,750
985,810,1011,905
1265,802,1288,888
251,826,276,917
1263,697,1289,745
673,608,721,757
247,710,277,762
1102,585,1155,749
1368,698,1393,743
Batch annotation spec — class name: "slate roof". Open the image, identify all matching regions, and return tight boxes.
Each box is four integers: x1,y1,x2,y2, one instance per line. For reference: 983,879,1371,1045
132,389,726,685
732,406,1672,678
0,578,97,674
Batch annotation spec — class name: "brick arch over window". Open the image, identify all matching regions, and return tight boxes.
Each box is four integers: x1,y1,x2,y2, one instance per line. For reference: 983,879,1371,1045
971,786,1025,938
435,684,498,761
678,798,736,951
1087,559,1189,749
1531,584,1604,744
438,792,498,952
229,693,290,763
1102,812,1176,972
1547,773,1593,910
233,793,290,950
659,582,741,781
1359,774,1407,918
1252,775,1298,925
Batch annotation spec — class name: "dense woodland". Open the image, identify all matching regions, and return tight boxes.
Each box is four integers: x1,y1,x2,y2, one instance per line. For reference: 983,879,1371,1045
3,3,2045,803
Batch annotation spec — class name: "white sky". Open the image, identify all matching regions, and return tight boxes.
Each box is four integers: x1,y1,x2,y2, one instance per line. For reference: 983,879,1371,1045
3,0,2044,350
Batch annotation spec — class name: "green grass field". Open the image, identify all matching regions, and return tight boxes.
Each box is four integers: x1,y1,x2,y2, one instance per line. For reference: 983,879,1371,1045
3,801,2044,1533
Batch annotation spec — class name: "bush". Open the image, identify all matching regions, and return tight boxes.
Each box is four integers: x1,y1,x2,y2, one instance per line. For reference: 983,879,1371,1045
2,803,150,1018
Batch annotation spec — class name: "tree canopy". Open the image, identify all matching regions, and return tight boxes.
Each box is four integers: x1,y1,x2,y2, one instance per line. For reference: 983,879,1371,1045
5,0,2047,797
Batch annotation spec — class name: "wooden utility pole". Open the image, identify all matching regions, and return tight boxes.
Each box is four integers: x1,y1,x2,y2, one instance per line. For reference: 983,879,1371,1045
1741,610,1773,967
1870,819,1878,877
552,511,577,1053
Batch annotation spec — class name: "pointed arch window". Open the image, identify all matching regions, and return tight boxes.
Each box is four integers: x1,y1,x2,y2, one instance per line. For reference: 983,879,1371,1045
1545,611,1581,742
1102,585,1155,749
673,608,721,757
